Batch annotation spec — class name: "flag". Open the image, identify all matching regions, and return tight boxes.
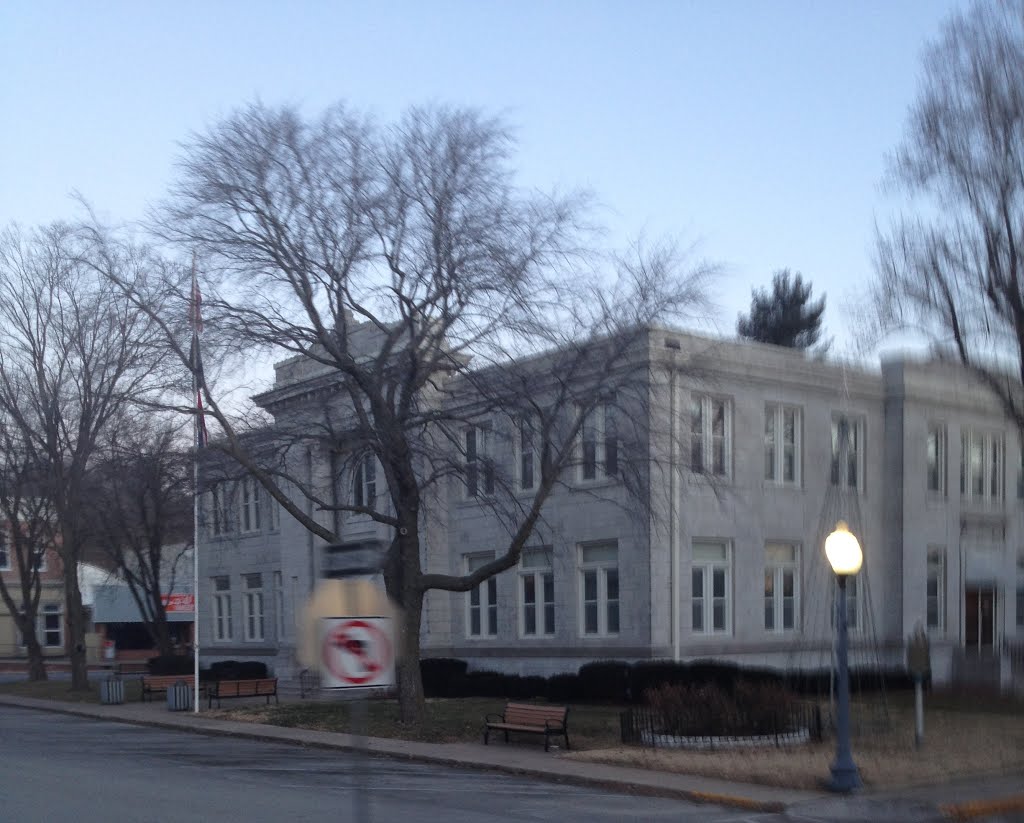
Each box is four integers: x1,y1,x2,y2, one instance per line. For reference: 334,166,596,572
190,257,209,448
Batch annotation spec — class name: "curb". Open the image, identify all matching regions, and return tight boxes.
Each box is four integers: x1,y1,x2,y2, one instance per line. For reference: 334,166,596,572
940,796,1024,821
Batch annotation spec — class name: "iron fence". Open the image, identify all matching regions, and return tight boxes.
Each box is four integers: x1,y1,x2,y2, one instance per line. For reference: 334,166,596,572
620,701,823,750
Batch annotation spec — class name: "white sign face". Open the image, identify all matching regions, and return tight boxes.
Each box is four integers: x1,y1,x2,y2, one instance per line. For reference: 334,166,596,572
320,616,395,690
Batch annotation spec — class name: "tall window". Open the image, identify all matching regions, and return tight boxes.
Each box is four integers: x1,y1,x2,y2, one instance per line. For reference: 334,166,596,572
266,491,280,531
578,405,618,482
690,396,730,477
516,416,538,492
213,576,232,641
927,423,947,495
1017,448,1024,500
353,453,377,508
210,484,233,536
830,415,864,491
960,430,1004,504
243,573,264,641
33,550,47,572
240,478,262,533
579,542,619,636
765,404,800,485
273,570,285,638
519,548,554,637
0,538,9,571
40,604,62,648
466,554,498,637
692,541,731,634
764,543,799,632
1016,553,1024,629
464,427,495,498
927,548,945,632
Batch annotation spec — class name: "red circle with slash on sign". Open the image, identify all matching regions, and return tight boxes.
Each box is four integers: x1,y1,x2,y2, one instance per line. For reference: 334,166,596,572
322,619,393,685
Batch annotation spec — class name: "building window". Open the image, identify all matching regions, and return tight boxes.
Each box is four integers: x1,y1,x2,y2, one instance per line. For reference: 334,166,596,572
1017,448,1024,500
764,543,799,632
266,491,280,531
927,424,947,496
210,484,233,536
213,576,232,641
579,542,619,636
33,550,47,573
464,427,495,499
40,604,62,648
519,548,554,637
516,416,538,492
577,404,618,483
273,570,285,639
927,548,945,632
243,573,264,642
0,539,9,571
690,396,730,477
765,404,800,485
240,478,262,533
1016,553,1024,629
830,415,864,491
693,541,731,634
466,554,497,637
834,574,861,631
353,453,377,509
960,430,1004,504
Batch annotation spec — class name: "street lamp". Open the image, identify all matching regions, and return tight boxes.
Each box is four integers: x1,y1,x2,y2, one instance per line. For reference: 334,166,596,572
824,520,863,793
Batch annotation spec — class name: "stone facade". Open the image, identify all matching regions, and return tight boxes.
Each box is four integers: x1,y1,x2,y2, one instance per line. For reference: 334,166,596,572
196,325,1024,688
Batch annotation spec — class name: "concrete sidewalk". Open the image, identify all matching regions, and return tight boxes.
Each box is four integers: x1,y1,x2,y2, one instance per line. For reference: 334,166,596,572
1,693,1021,821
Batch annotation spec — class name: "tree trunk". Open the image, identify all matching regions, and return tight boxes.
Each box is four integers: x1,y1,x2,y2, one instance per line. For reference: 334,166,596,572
63,559,90,690
396,587,424,724
21,623,48,682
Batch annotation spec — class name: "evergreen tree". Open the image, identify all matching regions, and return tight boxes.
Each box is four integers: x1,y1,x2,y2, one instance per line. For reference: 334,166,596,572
737,269,827,350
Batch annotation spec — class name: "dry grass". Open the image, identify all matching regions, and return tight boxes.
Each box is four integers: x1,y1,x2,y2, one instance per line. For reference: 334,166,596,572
566,698,1024,791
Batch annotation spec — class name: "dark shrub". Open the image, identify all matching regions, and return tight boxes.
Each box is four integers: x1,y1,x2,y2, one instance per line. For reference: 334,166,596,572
512,675,548,700
147,655,192,676
644,679,802,737
420,658,469,697
629,660,691,701
237,661,269,679
577,660,631,703
209,661,242,681
546,673,582,703
462,670,508,697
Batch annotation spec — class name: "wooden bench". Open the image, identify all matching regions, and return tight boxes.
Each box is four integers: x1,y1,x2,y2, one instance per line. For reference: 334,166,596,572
141,674,199,702
484,702,570,752
207,678,279,709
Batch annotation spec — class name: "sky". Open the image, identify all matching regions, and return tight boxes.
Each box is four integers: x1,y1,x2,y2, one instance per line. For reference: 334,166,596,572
0,0,967,363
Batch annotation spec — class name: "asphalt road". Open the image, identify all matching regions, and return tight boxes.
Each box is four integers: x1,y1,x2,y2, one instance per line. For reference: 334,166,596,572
0,705,796,823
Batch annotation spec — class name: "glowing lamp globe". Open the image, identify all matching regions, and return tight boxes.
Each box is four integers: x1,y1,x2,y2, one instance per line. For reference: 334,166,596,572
825,521,863,576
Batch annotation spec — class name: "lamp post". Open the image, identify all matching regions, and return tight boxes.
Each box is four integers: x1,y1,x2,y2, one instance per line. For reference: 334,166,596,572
824,520,863,793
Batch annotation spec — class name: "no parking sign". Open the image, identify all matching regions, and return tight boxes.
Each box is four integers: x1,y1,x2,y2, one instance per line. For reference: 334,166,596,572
320,616,395,690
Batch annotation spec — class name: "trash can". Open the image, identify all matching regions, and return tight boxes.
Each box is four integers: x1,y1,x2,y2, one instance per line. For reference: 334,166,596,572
100,677,124,705
167,680,192,712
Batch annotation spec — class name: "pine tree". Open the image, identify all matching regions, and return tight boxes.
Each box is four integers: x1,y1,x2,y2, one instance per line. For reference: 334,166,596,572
737,269,827,350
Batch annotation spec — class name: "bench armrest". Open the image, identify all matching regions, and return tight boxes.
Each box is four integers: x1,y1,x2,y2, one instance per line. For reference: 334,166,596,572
544,719,566,731
485,713,505,723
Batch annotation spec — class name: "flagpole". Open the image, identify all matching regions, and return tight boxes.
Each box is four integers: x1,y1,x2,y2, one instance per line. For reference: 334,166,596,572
191,257,202,714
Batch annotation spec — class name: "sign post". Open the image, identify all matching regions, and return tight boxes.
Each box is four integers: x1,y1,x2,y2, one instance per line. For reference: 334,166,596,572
298,545,399,823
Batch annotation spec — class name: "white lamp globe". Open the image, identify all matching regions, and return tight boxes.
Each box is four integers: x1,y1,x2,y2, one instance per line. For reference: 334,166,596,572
825,521,863,576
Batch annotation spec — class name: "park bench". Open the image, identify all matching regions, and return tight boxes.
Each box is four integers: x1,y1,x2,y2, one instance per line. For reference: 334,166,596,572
140,674,199,702
207,678,279,709
483,702,570,752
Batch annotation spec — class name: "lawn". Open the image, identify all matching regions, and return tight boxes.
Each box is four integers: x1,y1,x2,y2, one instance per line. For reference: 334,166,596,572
0,677,144,703
209,696,624,749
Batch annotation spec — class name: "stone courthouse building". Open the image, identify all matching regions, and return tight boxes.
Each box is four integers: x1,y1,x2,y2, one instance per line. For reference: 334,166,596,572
197,322,1024,691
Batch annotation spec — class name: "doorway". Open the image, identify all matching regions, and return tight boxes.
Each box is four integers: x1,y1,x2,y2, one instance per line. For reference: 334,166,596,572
964,587,996,651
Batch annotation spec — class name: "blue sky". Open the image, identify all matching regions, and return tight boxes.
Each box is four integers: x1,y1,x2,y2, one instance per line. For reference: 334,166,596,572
0,1,965,357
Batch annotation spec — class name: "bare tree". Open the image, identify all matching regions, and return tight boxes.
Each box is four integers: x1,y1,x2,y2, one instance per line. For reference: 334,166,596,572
0,421,58,680
0,223,166,689
872,0,1024,424
84,415,193,657
99,102,714,721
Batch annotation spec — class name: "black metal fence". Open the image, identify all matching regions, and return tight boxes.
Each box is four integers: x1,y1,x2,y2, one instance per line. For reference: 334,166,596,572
620,701,823,750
